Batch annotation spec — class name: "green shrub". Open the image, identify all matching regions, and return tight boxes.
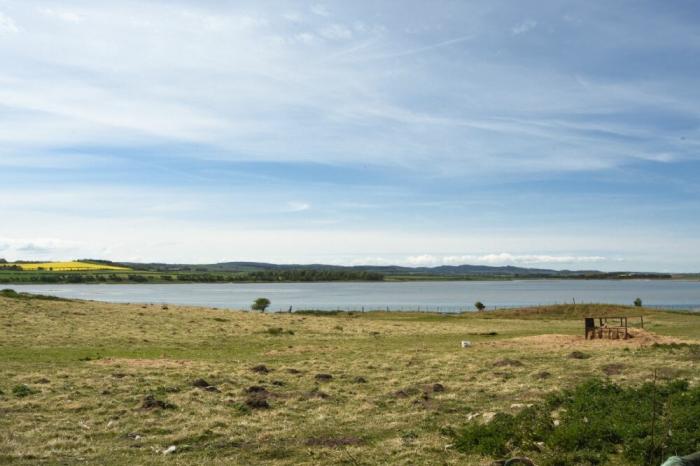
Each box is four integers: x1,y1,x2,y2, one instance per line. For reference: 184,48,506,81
12,384,36,398
0,289,19,298
452,378,700,465
251,297,271,312
1,289,67,301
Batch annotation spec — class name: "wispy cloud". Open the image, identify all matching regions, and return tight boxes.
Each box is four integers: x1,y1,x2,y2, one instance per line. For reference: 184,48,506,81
0,237,81,258
404,254,608,267
319,23,353,40
38,7,84,23
1,2,696,177
511,19,537,35
310,4,330,17
0,11,18,33
286,201,311,212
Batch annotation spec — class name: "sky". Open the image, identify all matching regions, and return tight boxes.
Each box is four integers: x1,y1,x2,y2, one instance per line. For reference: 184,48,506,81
1,0,699,271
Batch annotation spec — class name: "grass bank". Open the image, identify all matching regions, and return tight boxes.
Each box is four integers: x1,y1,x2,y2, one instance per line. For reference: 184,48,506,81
0,295,698,465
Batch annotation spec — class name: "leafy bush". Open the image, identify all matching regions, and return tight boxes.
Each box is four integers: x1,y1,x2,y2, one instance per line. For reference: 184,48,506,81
1,289,67,301
0,289,19,298
452,379,700,465
251,297,271,312
12,384,37,398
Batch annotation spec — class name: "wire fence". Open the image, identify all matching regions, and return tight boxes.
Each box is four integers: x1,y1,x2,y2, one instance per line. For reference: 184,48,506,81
269,303,700,313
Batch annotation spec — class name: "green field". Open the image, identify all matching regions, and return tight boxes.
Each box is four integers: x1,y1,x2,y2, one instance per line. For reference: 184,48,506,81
0,293,698,465
0,261,130,272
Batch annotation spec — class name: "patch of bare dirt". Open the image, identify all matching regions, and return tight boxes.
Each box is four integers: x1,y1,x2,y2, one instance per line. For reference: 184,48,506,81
421,383,446,393
494,358,524,367
302,387,330,400
192,378,219,392
244,386,269,395
251,364,270,374
490,328,685,350
92,358,193,369
245,396,270,409
601,363,625,376
140,395,176,411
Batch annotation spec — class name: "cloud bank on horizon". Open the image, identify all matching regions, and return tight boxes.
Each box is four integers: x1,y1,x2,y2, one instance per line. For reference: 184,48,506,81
0,1,699,271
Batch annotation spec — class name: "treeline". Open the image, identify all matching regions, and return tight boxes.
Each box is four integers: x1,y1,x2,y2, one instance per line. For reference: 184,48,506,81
556,272,673,280
246,270,384,282
0,269,385,284
0,273,145,284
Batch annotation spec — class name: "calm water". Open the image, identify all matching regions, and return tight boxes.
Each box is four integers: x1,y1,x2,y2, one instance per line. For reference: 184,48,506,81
8,280,700,312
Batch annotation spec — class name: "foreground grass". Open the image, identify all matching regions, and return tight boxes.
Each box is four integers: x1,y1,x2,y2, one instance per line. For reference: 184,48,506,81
0,297,698,465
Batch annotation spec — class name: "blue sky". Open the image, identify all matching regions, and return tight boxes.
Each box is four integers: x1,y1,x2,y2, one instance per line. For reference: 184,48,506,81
1,1,699,271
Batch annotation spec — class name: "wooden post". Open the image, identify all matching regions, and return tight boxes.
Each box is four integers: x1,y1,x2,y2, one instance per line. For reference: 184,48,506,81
584,317,595,340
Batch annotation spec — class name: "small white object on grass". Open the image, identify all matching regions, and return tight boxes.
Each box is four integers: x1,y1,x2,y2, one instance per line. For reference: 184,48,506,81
163,445,177,455
461,340,471,348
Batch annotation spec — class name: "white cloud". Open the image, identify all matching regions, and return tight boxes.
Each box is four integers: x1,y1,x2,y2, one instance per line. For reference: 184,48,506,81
0,11,19,33
294,32,316,44
319,23,352,40
512,19,537,35
286,201,311,212
405,253,608,267
0,237,81,259
0,153,115,169
404,254,441,267
38,8,84,23
283,12,303,23
310,4,330,17
0,2,693,178
472,253,607,265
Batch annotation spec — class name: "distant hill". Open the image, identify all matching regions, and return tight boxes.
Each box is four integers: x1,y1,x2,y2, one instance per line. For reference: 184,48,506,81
113,260,559,275
106,260,671,279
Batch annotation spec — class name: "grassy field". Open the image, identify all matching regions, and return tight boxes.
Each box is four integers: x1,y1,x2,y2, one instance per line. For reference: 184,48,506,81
0,261,130,271
0,295,698,465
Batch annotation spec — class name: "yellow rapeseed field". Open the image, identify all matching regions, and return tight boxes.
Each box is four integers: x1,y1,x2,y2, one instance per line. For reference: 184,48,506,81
0,261,130,271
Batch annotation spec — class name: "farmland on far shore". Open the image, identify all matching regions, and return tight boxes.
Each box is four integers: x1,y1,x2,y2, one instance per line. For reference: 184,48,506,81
0,261,131,271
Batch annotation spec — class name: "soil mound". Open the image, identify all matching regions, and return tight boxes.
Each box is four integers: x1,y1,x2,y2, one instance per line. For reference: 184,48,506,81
491,329,685,350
